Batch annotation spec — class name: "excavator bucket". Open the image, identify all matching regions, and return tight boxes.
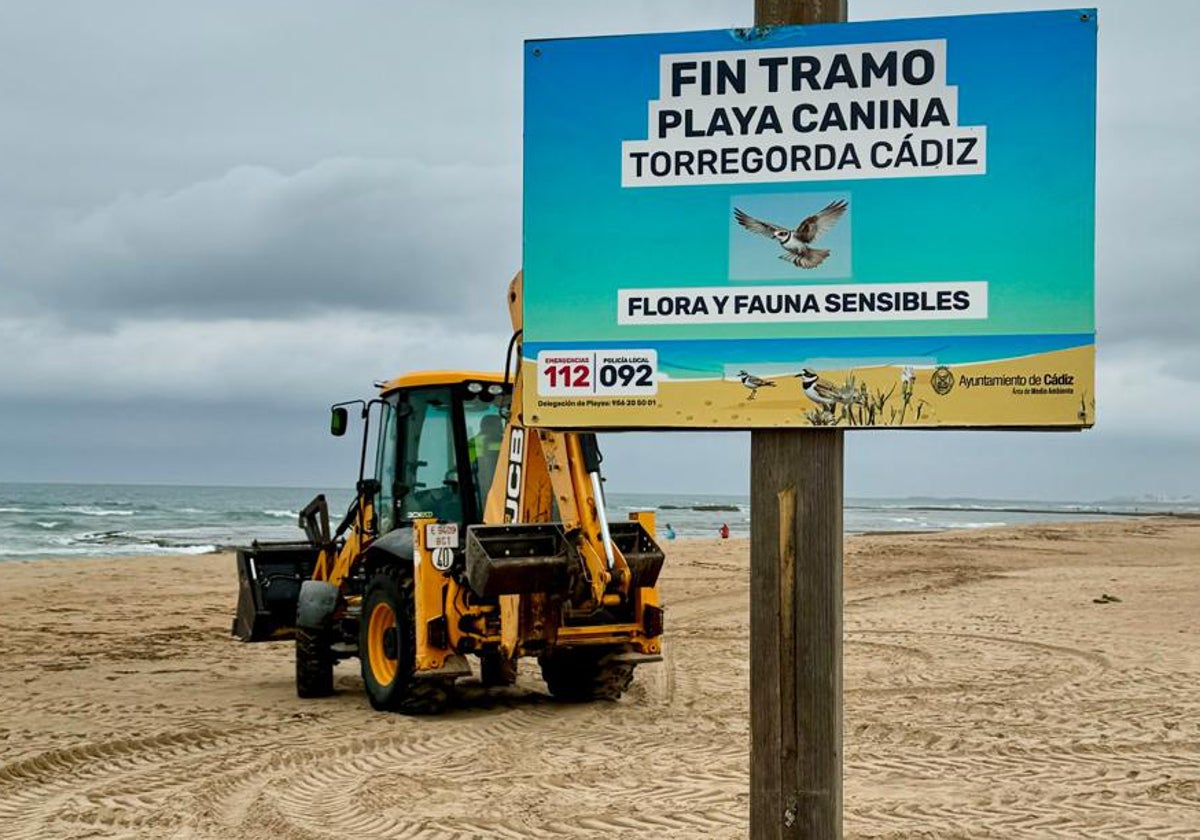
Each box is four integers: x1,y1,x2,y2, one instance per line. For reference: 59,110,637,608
464,523,574,596
607,521,665,589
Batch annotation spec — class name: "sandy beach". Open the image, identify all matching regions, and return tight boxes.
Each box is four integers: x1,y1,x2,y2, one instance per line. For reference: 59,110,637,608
1,517,1198,838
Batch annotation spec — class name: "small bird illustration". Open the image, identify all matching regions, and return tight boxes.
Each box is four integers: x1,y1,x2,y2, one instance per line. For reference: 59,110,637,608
734,199,848,268
737,370,776,400
796,368,852,407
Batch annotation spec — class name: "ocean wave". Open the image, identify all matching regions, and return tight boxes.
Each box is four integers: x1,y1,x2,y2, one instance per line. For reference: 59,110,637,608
168,544,219,555
262,509,299,519
0,506,28,513
60,506,136,517
77,530,130,541
35,521,62,529
0,542,218,558
74,528,234,551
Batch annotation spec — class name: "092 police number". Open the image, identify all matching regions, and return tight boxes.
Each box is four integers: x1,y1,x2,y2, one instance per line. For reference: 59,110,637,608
599,362,653,389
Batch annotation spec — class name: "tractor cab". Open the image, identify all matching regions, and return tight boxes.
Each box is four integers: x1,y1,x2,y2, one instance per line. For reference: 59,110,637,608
362,371,510,536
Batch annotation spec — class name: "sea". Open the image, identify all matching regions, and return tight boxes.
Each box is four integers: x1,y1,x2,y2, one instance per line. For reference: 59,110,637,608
0,482,1196,561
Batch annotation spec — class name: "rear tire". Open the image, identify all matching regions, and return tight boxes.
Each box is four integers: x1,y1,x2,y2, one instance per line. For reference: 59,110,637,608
480,651,518,687
295,624,334,698
360,567,448,715
538,647,634,702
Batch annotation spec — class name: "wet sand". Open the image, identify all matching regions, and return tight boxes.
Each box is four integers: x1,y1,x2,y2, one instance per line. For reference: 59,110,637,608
1,517,1197,838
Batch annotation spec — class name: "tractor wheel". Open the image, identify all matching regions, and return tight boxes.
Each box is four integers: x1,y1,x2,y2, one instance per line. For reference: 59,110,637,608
480,650,518,687
360,567,448,715
295,624,334,698
538,647,634,702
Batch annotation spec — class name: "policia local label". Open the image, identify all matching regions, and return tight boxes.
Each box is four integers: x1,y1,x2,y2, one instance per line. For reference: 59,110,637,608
522,11,1097,430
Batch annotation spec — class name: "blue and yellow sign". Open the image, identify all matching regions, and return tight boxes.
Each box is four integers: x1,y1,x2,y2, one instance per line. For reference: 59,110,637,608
522,9,1096,429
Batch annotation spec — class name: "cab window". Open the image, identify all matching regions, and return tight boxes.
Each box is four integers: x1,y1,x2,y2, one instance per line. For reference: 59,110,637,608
398,389,462,523
374,400,398,533
463,394,508,516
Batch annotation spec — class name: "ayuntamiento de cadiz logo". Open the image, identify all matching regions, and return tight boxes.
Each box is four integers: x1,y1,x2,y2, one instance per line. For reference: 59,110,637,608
931,366,955,396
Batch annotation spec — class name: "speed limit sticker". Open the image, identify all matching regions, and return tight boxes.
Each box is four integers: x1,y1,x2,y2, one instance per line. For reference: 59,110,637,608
537,350,658,397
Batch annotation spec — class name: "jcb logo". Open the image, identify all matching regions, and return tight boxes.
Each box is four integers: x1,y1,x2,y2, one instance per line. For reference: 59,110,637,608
503,428,525,523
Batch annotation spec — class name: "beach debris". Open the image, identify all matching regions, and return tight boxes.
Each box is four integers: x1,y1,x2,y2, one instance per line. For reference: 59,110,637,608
1092,593,1122,604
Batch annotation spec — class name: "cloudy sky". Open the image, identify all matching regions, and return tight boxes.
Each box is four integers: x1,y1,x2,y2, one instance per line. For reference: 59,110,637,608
1,1,1196,501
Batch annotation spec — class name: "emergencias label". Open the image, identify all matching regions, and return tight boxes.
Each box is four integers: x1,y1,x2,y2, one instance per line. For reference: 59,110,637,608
537,350,659,397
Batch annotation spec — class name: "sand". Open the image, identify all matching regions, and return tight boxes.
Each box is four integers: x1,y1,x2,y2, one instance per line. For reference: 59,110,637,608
1,517,1198,839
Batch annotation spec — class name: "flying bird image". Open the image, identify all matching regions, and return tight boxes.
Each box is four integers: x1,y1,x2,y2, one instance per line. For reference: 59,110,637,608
734,199,848,268
796,368,853,407
737,370,776,400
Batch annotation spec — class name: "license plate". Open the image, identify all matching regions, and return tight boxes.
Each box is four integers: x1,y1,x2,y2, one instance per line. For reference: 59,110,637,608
426,523,459,549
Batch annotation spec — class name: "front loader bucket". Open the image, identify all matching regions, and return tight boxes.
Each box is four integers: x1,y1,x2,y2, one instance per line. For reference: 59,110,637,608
465,523,573,597
232,542,320,642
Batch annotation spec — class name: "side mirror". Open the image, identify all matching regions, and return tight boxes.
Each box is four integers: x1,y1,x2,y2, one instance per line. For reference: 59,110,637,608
330,407,349,437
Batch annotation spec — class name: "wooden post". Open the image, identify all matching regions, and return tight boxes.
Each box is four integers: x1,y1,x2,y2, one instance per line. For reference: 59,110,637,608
749,6,847,840
754,0,846,25
750,432,843,838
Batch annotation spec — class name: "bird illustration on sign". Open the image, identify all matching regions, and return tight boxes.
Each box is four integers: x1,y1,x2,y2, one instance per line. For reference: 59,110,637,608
737,370,776,401
796,368,857,408
733,199,848,268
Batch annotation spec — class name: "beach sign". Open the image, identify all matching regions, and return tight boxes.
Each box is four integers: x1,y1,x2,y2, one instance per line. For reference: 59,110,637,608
521,9,1096,429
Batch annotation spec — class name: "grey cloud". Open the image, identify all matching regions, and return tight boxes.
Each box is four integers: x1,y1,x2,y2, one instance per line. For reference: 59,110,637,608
1158,348,1200,387
0,397,367,488
0,1,743,214
0,312,514,405
9,158,519,325
1095,114,1199,353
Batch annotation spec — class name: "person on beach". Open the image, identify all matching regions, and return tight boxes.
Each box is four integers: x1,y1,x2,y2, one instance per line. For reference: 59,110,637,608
719,523,730,539
665,523,676,540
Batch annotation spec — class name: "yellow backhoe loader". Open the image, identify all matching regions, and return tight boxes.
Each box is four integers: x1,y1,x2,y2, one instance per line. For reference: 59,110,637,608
233,273,664,713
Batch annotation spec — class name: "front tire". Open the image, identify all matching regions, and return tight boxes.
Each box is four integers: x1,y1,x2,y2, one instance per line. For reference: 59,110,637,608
295,624,334,698
360,567,448,715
